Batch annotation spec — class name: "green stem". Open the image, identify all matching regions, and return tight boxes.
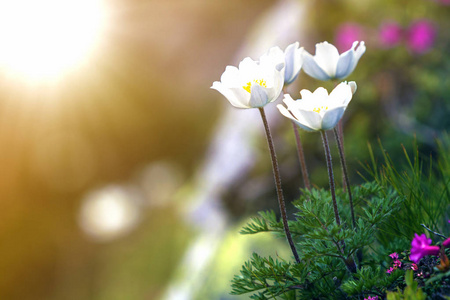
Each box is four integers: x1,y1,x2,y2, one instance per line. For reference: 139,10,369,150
333,127,356,230
259,107,301,264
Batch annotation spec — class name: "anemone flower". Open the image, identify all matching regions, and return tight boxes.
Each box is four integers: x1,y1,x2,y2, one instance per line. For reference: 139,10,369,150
277,81,356,132
211,47,285,109
302,41,365,81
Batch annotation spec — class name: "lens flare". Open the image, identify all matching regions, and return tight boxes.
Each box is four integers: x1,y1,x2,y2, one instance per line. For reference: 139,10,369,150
0,0,108,82
79,185,142,242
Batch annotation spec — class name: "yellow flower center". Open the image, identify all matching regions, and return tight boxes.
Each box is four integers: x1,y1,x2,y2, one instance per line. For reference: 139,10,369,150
313,106,328,113
243,79,267,93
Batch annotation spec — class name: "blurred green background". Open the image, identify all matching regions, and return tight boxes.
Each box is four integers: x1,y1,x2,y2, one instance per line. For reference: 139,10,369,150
0,0,448,299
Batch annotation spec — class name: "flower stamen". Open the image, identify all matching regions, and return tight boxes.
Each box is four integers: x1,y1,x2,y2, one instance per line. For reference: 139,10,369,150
313,106,328,113
243,79,267,93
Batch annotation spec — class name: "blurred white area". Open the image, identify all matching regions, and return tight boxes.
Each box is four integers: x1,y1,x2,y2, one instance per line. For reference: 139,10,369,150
138,161,184,207
78,185,143,242
78,160,184,242
163,1,307,299
237,0,307,59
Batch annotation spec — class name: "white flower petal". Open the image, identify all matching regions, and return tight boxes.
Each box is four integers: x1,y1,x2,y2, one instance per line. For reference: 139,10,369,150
220,66,240,87
211,82,249,109
336,41,366,79
351,41,366,72
238,57,259,81
292,119,317,132
335,42,357,79
329,82,353,106
348,81,357,94
312,87,329,102
282,93,296,105
260,46,285,64
299,89,313,101
314,42,340,78
294,109,323,131
302,51,331,81
277,104,295,120
355,42,366,59
321,106,346,130
284,42,303,84
277,104,316,132
248,84,269,108
273,68,285,95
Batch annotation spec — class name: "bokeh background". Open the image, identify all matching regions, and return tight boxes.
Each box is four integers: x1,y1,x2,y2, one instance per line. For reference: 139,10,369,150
0,0,448,299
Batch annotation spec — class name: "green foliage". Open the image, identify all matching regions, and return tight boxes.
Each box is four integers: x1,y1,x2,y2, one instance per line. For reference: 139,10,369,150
240,211,283,235
361,137,450,249
341,267,403,297
231,139,450,299
386,271,427,300
230,253,300,299
232,182,403,299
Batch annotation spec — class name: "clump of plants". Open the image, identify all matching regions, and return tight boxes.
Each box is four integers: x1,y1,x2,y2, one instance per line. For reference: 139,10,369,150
211,41,449,299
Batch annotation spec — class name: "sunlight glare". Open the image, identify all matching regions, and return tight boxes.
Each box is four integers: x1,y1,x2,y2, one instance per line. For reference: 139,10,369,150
0,0,108,82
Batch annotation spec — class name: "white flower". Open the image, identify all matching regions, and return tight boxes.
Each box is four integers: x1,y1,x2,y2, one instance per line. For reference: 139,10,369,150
281,42,304,84
211,47,285,109
302,41,366,81
277,81,356,132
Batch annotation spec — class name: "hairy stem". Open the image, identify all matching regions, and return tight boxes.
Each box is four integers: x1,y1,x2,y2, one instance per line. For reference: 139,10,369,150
320,130,341,226
333,80,347,192
322,131,357,272
259,107,300,264
337,121,347,192
292,121,311,190
333,127,356,229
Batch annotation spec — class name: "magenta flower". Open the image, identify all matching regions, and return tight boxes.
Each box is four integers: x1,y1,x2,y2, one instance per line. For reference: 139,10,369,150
364,296,378,300
410,233,440,263
394,260,402,268
389,252,399,259
379,22,402,48
444,237,450,248
386,267,394,274
406,20,436,54
411,263,418,271
335,23,364,53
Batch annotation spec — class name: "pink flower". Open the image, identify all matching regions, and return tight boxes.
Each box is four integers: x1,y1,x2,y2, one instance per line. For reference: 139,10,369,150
431,0,450,5
444,237,450,248
406,19,436,54
335,23,364,53
410,233,440,263
386,267,394,274
411,263,418,271
364,296,378,300
394,260,402,268
389,252,399,260
379,22,403,48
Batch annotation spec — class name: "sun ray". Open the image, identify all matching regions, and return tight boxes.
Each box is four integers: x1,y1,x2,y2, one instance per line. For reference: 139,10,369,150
0,0,109,83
